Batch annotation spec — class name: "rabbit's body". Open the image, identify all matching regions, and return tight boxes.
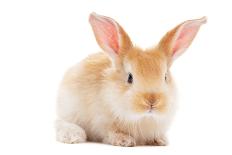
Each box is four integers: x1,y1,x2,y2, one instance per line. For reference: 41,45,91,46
56,13,206,146
56,52,175,145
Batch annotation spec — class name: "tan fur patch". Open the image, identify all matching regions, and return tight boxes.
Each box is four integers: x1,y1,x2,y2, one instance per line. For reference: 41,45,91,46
125,47,167,88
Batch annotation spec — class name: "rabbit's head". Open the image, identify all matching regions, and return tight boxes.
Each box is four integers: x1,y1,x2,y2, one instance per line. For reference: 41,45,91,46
89,13,206,121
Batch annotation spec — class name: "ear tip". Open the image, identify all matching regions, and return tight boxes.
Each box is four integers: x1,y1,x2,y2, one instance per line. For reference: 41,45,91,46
89,12,97,17
89,12,111,25
89,12,104,23
199,16,207,24
89,12,97,23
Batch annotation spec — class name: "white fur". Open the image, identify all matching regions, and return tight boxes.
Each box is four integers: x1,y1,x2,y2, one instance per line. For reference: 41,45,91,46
56,120,86,143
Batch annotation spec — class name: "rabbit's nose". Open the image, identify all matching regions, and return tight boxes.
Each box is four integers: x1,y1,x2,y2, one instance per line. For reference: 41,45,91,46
148,98,156,105
142,93,162,109
146,94,157,108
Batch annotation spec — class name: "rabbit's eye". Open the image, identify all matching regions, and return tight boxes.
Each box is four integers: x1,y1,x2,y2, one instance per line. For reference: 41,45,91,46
127,73,133,84
165,73,168,82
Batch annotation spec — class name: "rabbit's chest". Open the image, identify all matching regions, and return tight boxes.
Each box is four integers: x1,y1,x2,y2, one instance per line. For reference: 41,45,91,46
129,117,169,144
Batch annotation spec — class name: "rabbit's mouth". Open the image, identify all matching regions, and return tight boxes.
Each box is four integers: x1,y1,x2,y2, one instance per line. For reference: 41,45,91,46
148,108,155,113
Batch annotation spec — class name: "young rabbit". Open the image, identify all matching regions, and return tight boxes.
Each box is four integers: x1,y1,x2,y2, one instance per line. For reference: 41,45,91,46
56,12,206,146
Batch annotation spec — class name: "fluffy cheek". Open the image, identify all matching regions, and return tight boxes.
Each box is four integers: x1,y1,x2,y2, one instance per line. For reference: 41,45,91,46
154,94,168,113
102,80,141,121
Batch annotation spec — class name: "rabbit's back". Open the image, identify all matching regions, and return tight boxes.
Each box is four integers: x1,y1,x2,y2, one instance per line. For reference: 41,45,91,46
56,52,111,123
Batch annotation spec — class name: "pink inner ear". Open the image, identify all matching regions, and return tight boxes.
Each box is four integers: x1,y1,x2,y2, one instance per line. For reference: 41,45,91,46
90,15,119,54
172,24,200,56
103,20,119,53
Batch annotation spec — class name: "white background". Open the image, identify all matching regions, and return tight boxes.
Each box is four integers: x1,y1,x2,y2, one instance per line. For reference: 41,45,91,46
0,0,232,154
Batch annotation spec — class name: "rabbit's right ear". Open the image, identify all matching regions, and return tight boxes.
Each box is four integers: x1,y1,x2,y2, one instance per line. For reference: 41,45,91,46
89,13,132,61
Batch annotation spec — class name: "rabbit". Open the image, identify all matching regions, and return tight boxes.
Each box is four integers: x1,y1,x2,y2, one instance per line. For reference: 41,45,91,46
56,12,206,146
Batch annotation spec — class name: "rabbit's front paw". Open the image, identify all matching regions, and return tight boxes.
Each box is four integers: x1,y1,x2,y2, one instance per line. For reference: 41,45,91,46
104,132,136,147
56,120,87,144
155,136,168,146
147,135,168,146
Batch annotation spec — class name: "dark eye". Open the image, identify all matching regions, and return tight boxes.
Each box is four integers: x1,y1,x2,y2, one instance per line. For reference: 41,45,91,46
127,73,133,84
165,73,168,82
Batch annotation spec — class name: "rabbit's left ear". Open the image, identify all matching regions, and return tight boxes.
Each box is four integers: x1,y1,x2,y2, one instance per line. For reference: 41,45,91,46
158,17,207,66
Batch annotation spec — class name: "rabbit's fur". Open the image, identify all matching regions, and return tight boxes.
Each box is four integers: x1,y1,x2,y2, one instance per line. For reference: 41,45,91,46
56,13,206,146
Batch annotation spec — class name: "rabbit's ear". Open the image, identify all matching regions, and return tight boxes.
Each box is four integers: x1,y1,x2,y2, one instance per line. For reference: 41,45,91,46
89,13,132,60
158,17,207,65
